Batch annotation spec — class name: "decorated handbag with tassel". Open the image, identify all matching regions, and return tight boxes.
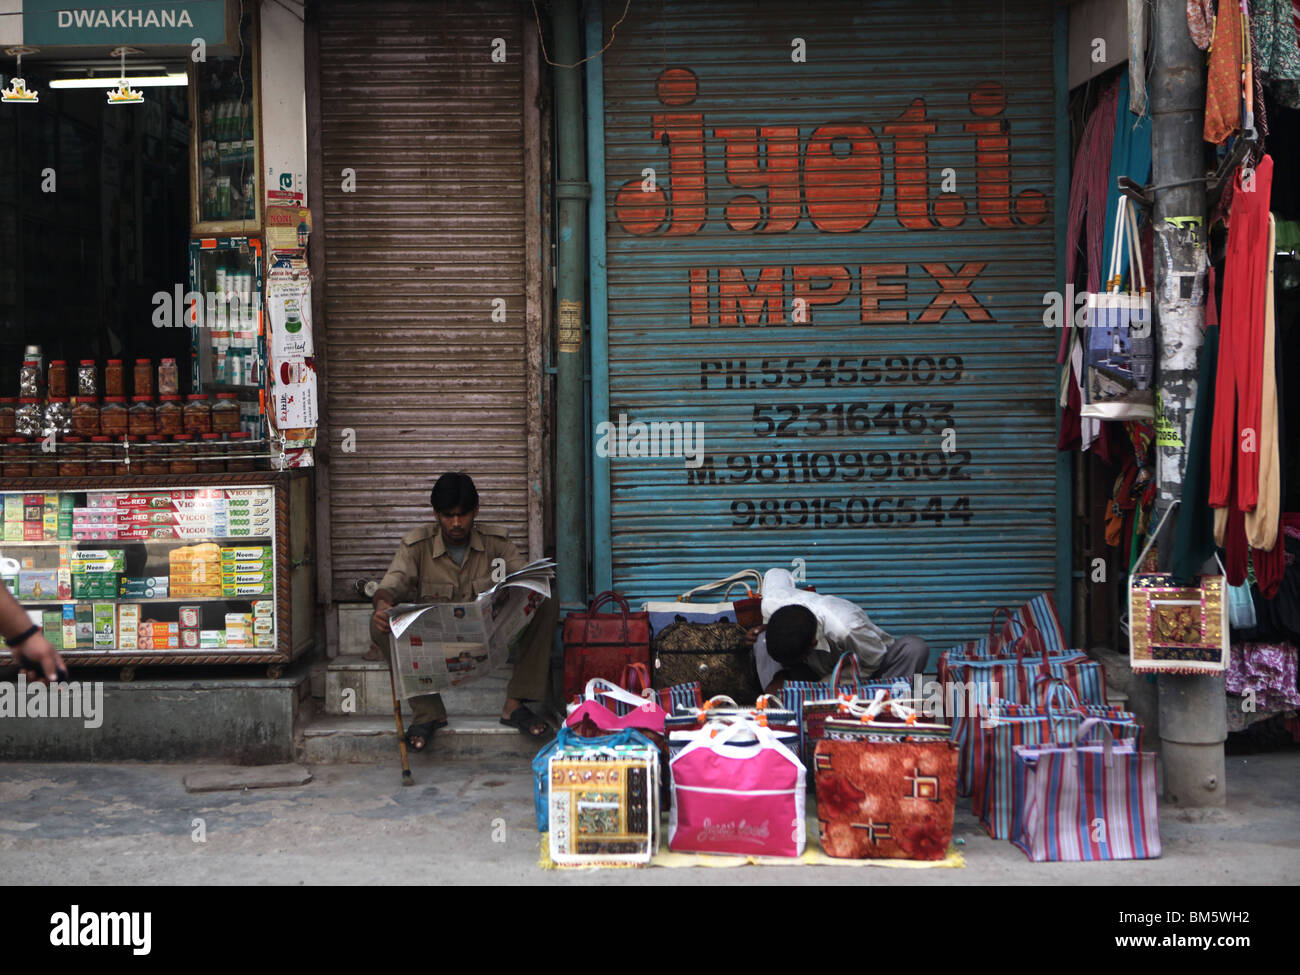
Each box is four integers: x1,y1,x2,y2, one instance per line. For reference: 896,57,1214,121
1128,504,1229,675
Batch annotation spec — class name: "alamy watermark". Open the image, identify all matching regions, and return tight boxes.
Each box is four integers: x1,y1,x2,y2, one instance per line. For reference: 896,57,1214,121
0,674,103,728
595,413,705,469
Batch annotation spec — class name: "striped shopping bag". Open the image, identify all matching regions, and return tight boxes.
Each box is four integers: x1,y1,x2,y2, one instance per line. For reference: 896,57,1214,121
976,684,1143,840
778,653,910,765
940,612,1105,796
1010,718,1162,861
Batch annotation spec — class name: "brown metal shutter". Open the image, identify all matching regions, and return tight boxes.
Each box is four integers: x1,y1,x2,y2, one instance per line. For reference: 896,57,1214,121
317,0,532,600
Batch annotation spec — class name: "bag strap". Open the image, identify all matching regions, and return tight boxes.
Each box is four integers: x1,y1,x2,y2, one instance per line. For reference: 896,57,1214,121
584,677,658,711
585,590,631,643
1125,194,1147,295
1072,716,1116,769
621,662,651,695
830,650,864,689
678,570,764,602
1106,194,1128,292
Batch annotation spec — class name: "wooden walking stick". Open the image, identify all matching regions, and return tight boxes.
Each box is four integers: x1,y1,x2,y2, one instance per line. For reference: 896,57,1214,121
388,659,414,787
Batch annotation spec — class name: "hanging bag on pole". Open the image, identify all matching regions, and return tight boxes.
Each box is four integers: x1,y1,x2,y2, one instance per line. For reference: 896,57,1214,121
1081,194,1154,419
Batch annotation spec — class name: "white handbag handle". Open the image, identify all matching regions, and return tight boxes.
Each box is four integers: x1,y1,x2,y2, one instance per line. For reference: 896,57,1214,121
1105,194,1128,293
678,569,763,602
709,716,779,749
583,677,657,710
1124,193,1147,295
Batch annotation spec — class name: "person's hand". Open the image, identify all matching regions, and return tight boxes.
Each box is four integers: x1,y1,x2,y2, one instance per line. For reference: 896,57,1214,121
372,602,392,634
11,631,66,683
744,624,765,647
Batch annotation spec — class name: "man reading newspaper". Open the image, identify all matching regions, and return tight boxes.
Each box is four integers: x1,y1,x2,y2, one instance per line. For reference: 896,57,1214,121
370,472,557,749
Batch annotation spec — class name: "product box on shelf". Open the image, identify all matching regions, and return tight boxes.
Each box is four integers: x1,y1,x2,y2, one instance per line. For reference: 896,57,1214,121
18,570,59,600
252,599,273,617
57,567,71,600
118,604,139,649
42,610,63,649
199,629,226,649
74,604,93,646
73,574,120,598
70,550,126,574
223,583,271,597
93,603,116,650
221,546,271,561
61,604,76,649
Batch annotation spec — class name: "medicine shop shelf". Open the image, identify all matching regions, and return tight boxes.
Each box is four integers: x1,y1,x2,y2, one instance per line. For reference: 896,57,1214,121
0,472,314,673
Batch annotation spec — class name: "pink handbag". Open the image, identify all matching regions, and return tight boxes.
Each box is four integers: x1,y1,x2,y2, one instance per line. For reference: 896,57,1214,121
564,678,667,734
668,719,807,857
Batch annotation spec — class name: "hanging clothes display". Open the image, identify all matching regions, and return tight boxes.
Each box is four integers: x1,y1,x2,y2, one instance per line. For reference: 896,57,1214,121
1210,155,1274,515
1170,314,1221,584
1186,0,1216,51
1245,215,1281,550
1205,0,1247,143
1253,0,1300,108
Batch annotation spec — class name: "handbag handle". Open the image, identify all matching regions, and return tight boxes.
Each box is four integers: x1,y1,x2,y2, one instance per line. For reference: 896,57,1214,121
1105,194,1128,292
583,677,661,712
1072,716,1116,768
1124,193,1147,295
829,650,864,690
846,690,920,724
621,662,651,695
677,570,764,602
986,606,1020,653
585,590,631,643
708,716,779,750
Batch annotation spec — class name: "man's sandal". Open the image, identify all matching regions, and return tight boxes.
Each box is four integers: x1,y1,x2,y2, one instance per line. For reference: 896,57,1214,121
404,719,448,752
499,705,549,739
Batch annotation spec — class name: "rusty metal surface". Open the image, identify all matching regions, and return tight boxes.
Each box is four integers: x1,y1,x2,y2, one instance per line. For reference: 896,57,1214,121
316,0,533,600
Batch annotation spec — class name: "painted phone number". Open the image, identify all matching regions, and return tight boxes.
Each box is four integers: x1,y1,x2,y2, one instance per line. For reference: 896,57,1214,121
731,495,972,528
687,450,971,484
752,401,953,437
700,354,965,390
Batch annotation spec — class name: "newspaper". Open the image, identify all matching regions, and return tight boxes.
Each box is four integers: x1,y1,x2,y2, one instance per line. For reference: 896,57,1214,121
387,559,555,699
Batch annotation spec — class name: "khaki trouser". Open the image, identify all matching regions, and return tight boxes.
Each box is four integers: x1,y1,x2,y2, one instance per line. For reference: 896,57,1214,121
370,597,558,726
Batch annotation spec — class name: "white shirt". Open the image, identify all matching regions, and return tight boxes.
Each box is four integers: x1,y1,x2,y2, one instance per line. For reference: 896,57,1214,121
753,568,894,688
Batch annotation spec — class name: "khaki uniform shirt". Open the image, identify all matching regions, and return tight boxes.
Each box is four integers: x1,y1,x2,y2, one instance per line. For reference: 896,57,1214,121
377,521,525,604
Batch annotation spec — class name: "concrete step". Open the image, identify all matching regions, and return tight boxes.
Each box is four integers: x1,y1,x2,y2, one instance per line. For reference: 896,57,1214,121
297,713,548,765
323,654,511,717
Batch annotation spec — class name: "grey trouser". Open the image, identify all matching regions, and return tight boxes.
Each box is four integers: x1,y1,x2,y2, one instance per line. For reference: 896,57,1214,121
871,634,931,680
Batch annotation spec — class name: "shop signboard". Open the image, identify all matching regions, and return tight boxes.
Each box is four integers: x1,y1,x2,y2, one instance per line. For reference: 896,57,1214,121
19,0,235,50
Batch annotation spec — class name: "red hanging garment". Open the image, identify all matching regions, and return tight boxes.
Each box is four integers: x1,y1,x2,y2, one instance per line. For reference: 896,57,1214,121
1210,156,1274,514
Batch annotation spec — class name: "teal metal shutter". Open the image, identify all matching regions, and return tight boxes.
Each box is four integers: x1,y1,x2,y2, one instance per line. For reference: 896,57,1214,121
596,0,1062,646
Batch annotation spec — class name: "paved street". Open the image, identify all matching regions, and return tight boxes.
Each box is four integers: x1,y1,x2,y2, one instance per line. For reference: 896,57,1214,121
0,751,1295,885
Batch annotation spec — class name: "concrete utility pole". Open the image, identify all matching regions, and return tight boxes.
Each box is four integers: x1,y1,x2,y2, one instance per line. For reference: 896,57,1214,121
552,0,591,613
1149,0,1225,807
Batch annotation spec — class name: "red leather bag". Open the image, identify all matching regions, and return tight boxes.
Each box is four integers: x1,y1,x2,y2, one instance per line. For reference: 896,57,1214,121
562,591,652,700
